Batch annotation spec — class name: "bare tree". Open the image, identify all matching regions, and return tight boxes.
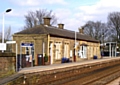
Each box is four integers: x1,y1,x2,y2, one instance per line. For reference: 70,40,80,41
107,12,120,42
24,9,57,29
5,26,11,40
0,26,11,41
83,21,109,43
0,26,12,52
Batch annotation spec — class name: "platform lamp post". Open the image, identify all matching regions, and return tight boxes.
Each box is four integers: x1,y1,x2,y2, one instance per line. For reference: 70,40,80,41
74,31,77,62
2,9,12,52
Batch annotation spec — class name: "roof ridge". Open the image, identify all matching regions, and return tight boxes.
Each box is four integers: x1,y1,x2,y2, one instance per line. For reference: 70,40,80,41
40,24,49,34
14,25,99,42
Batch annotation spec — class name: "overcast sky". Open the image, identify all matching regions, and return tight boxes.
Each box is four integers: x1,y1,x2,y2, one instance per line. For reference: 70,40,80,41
0,0,120,34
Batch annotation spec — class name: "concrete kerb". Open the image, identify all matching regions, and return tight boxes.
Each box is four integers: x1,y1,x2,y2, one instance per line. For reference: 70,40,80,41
19,57,120,74
0,73,23,85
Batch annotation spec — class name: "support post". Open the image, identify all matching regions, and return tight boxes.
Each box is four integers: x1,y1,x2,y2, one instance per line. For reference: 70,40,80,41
43,42,45,65
109,43,111,57
115,42,117,57
20,43,22,69
16,43,17,71
74,31,76,62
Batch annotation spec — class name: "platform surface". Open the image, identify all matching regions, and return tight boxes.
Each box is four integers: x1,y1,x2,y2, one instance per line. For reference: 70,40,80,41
19,57,120,74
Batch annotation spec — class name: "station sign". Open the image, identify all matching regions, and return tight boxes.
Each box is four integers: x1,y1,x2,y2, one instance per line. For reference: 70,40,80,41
21,43,33,47
0,43,6,50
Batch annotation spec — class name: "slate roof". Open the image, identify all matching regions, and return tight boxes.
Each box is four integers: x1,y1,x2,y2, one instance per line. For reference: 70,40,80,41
15,25,99,43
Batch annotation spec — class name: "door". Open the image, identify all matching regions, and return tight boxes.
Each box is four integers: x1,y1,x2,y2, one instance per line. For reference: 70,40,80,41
83,46,87,58
38,54,43,65
50,42,53,64
79,45,87,58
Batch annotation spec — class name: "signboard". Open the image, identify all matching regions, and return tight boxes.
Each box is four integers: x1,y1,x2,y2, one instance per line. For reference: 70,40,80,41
21,43,33,47
0,43,6,50
6,41,16,44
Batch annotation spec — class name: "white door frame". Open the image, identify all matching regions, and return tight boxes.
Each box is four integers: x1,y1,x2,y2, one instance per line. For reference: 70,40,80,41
50,42,53,64
79,45,87,58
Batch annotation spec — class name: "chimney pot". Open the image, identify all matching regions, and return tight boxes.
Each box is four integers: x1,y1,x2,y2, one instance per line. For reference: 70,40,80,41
43,17,51,26
79,27,84,34
58,24,64,29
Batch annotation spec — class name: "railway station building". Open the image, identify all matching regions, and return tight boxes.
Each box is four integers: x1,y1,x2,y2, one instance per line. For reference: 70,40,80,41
12,17,101,66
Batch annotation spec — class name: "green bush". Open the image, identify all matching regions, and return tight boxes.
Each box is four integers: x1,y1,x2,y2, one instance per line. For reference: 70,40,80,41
44,54,48,62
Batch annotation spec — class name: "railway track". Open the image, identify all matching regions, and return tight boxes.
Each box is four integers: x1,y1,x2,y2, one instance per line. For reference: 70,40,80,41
40,64,120,85
62,64,120,85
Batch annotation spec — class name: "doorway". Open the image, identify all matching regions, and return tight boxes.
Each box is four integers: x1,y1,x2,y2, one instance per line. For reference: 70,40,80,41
79,45,87,58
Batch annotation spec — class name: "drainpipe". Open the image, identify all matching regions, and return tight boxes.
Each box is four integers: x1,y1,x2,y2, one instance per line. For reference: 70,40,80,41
43,42,45,65
74,31,76,62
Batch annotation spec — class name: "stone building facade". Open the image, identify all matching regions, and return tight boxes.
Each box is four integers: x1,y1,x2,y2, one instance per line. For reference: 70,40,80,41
12,18,101,65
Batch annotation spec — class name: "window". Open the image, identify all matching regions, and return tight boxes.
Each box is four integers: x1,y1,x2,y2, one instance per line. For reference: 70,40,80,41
25,46,34,57
26,47,29,55
64,43,69,58
55,42,61,60
79,45,87,58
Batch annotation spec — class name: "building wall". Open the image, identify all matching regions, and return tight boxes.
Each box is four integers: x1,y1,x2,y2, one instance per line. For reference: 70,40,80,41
49,36,101,64
12,34,48,65
12,34,101,65
49,37,74,64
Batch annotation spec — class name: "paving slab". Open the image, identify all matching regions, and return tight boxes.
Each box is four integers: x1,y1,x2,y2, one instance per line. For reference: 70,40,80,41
0,73,23,85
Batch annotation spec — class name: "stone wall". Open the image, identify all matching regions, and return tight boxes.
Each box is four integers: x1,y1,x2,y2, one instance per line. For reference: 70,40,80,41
12,34,101,65
3,58,120,85
0,53,16,79
50,36,101,63
12,34,48,65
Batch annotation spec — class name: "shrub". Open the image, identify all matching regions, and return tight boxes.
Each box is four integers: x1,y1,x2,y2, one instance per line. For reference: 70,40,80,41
44,54,48,62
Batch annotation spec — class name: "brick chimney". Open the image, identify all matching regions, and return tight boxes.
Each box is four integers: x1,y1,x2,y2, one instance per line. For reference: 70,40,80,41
43,17,51,26
58,24,64,29
79,27,84,34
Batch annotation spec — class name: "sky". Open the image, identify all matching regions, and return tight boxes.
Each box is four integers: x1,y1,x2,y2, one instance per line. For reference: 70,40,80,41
0,0,120,34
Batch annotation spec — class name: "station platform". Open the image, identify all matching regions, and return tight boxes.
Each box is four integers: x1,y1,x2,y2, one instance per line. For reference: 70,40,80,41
19,57,120,74
1,57,120,85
